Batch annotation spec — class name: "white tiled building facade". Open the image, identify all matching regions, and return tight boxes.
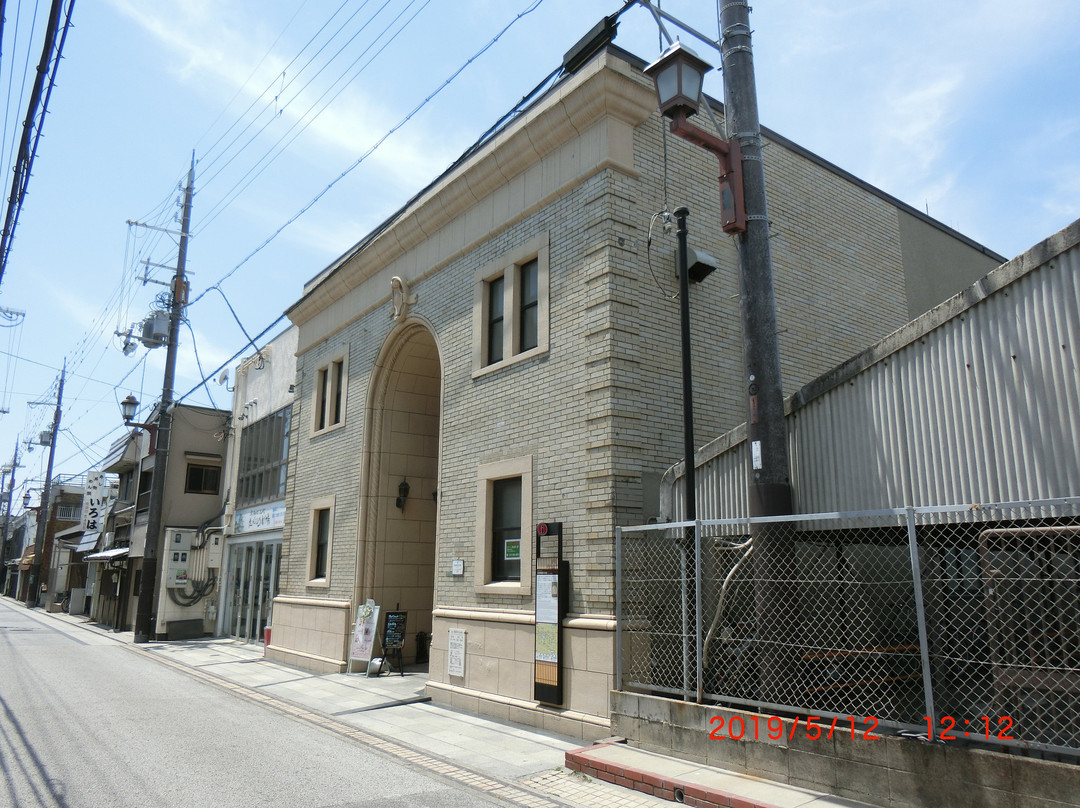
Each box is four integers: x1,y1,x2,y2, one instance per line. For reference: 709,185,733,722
266,47,1002,737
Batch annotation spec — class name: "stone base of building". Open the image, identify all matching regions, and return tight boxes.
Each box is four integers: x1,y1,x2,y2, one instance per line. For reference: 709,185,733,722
264,595,353,673
426,680,610,742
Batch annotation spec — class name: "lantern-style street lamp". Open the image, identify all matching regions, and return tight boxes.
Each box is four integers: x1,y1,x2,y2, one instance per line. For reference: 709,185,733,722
120,395,158,451
644,43,746,235
643,41,710,119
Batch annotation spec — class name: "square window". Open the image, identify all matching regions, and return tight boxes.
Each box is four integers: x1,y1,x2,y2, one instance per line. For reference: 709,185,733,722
185,464,221,495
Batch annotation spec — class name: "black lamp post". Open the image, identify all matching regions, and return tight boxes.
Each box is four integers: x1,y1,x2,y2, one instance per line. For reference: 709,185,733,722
644,38,790,517
646,9,795,706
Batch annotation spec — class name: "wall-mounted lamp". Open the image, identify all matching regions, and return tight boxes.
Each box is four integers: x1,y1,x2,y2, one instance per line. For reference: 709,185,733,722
396,479,410,511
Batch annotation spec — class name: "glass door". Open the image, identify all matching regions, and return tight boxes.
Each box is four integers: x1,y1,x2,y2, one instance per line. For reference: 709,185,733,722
224,540,281,643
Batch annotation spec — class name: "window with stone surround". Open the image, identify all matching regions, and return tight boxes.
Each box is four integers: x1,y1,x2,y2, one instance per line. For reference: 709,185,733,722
473,232,549,376
312,349,348,436
475,456,532,595
307,496,335,585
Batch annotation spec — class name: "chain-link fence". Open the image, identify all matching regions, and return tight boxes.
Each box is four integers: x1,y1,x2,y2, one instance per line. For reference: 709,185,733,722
615,498,1080,758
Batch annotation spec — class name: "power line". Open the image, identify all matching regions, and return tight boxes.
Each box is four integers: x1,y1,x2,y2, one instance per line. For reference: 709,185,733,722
195,0,426,232
190,0,545,304
0,0,76,290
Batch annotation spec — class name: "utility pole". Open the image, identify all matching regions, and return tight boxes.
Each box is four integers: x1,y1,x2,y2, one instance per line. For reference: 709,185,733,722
26,361,64,608
720,2,792,517
0,439,20,594
132,155,194,644
719,0,796,703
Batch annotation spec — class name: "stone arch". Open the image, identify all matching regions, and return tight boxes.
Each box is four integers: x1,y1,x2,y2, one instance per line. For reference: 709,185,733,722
356,318,441,666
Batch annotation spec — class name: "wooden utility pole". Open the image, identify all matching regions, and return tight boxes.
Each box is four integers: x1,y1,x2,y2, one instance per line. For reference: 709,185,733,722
133,156,194,643
1,439,20,593
26,361,64,607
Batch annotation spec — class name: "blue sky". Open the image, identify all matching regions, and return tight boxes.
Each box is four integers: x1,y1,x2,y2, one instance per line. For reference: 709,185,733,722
0,0,1077,501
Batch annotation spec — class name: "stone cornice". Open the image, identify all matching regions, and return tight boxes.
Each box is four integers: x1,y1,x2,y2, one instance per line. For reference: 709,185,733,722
287,50,654,331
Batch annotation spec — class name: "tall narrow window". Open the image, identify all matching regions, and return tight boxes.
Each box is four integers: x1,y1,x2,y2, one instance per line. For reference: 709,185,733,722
313,507,330,579
472,232,549,376
330,359,344,425
312,351,347,435
316,366,329,431
490,477,522,582
487,275,505,365
519,258,538,352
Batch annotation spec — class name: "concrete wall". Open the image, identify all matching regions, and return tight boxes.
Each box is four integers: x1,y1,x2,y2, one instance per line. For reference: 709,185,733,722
612,692,1080,808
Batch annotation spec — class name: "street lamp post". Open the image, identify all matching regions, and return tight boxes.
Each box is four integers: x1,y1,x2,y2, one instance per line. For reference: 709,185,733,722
644,40,791,516
673,206,704,700
646,20,795,704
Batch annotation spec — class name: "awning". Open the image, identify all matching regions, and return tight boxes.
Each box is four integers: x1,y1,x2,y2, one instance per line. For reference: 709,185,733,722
74,532,101,553
17,547,35,570
84,547,130,563
57,529,101,554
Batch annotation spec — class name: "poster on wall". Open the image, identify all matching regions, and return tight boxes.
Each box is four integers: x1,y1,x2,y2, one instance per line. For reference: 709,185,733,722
349,599,380,670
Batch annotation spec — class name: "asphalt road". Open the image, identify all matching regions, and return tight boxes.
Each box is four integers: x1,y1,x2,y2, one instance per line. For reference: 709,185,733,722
0,600,510,808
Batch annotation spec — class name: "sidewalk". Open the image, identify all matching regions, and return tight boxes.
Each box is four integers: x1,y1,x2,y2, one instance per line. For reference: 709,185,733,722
42,608,877,808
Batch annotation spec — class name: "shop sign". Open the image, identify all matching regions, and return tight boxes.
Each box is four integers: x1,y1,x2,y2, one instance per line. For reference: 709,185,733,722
82,471,107,532
235,503,285,533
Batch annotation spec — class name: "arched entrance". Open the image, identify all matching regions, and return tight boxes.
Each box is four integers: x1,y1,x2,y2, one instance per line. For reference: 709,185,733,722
358,321,441,669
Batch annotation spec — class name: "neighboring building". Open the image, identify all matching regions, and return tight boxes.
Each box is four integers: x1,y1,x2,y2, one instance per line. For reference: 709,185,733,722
663,217,1080,516
47,472,117,615
5,511,36,600
267,43,1002,736
88,404,231,637
215,326,297,643
622,219,1080,806
17,479,84,608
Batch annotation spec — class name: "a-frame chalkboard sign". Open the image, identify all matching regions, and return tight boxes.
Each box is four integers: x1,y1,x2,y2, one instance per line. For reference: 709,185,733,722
381,610,406,676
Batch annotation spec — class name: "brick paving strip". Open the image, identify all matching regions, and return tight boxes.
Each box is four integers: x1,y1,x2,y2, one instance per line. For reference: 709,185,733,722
566,742,856,808
130,642,573,808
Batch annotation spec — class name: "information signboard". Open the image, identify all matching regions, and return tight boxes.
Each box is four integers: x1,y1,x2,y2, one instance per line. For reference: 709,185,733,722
534,522,567,705
448,628,466,678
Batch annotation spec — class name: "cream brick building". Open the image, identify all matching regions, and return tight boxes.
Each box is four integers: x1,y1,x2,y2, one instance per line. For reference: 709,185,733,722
265,45,1002,738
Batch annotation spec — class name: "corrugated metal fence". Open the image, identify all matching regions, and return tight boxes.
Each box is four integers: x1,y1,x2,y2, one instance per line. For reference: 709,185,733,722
616,497,1080,758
